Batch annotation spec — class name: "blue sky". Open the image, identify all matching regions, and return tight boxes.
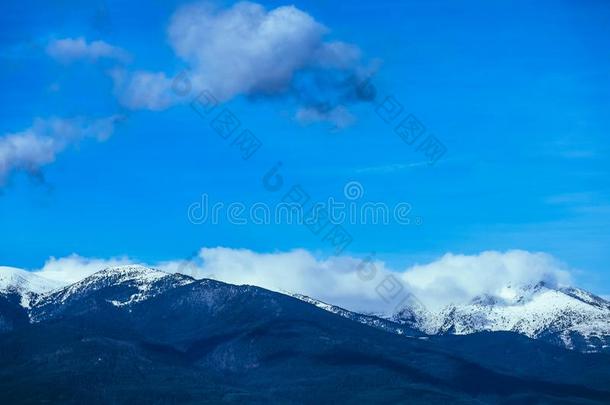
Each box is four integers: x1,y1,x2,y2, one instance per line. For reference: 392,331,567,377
1,0,609,296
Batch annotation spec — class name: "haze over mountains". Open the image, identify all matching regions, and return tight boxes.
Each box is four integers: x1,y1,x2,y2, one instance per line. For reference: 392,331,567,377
1,265,610,403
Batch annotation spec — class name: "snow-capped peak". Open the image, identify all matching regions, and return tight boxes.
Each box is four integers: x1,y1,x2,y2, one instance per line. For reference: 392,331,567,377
394,282,610,353
31,265,195,316
0,266,63,308
0,266,62,294
558,286,610,310
83,265,171,284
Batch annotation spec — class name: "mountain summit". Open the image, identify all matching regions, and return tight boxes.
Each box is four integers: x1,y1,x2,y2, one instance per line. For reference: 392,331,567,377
0,266,61,308
392,281,610,353
1,266,610,403
2,266,609,353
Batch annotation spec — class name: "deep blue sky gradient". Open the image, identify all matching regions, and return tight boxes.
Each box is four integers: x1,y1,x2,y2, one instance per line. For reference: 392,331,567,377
1,0,609,294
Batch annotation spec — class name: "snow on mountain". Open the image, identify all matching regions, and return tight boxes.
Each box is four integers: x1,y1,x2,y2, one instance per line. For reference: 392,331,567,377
3,264,609,353
30,265,196,322
0,266,62,308
290,293,424,337
294,280,610,353
52,265,187,304
394,282,610,353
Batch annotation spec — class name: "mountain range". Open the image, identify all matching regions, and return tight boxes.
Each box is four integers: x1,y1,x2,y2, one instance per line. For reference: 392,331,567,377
292,283,610,354
396,282,610,354
1,265,610,403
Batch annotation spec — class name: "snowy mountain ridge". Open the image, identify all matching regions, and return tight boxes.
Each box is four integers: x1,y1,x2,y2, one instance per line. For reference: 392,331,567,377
29,265,195,322
392,282,610,353
1,266,609,352
45,265,193,305
0,267,62,308
289,293,424,337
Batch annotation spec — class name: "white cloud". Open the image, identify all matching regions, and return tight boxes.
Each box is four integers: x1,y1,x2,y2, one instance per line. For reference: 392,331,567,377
110,69,176,111
177,248,572,313
46,37,129,63
399,250,572,311
313,41,362,69
12,248,574,315
34,255,133,285
113,1,371,127
295,105,356,130
0,115,123,185
168,1,331,101
158,247,393,313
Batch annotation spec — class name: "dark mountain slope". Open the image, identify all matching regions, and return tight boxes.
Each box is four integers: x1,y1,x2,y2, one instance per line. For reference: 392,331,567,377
429,331,610,391
1,270,610,404
0,292,29,333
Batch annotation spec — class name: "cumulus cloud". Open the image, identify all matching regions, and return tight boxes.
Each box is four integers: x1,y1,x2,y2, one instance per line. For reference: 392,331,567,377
167,1,328,100
33,254,133,285
166,248,572,313
113,1,374,129
158,248,393,313
46,37,129,63
313,41,362,69
15,248,575,315
110,69,176,111
0,115,123,185
399,250,572,311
